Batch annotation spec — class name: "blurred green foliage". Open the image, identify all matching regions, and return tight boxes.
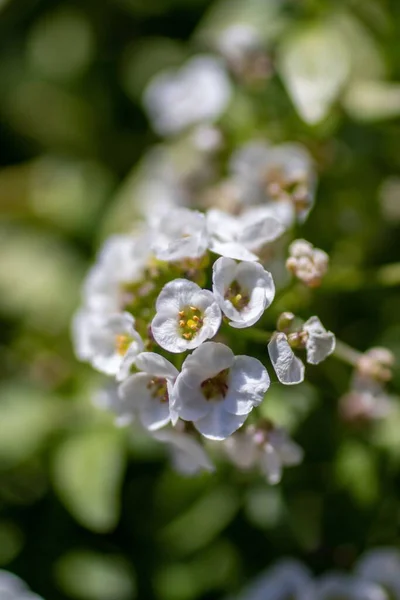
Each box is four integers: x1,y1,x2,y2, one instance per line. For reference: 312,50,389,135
0,0,400,599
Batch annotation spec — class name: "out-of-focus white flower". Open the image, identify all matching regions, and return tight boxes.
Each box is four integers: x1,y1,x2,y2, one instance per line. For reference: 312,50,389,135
286,239,329,287
118,352,178,431
72,310,144,379
143,55,232,136
191,124,223,153
268,317,335,384
225,423,303,484
212,257,275,328
83,232,152,314
207,207,285,261
151,279,221,353
151,207,209,262
153,425,215,475
303,316,336,365
268,332,305,385
355,548,400,598
171,342,270,440
230,141,316,224
217,24,271,85
232,559,312,600
306,574,387,600
0,569,44,599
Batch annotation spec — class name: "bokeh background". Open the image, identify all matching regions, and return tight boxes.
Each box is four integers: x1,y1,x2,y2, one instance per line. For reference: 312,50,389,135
1,0,400,598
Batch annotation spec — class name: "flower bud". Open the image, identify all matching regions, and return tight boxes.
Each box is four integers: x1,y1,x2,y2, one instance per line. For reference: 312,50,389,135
286,239,329,287
277,311,295,332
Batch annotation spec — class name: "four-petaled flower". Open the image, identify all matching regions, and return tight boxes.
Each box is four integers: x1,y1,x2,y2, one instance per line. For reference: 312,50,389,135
151,208,209,262
72,310,144,380
212,256,275,328
171,342,270,440
118,352,178,431
151,279,221,353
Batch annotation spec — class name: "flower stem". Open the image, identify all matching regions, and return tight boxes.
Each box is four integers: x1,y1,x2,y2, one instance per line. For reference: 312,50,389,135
333,339,362,368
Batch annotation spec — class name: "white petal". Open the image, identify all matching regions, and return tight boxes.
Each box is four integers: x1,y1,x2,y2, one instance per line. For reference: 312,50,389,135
155,279,201,314
117,334,145,381
223,355,270,415
140,402,171,431
151,313,184,354
171,374,211,422
239,212,286,250
194,403,247,440
268,333,305,385
181,342,234,379
153,429,215,474
119,372,153,410
210,240,260,262
260,444,282,485
303,316,336,365
135,352,179,379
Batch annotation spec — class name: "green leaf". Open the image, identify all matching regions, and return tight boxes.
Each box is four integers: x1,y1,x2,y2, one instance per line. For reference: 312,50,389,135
52,427,126,532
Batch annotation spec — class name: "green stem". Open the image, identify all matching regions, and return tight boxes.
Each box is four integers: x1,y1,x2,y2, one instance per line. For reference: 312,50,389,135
333,339,362,368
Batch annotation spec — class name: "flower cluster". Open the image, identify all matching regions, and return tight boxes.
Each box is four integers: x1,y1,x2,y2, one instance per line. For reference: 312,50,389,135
72,52,340,482
232,548,400,600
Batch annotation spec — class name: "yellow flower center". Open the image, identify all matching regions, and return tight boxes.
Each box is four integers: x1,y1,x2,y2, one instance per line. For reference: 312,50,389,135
115,334,132,356
225,280,250,311
200,368,230,401
147,377,169,403
178,306,204,340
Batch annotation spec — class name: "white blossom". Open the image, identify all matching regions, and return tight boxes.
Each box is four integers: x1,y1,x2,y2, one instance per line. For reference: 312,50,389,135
151,279,221,353
171,342,270,440
286,239,329,287
72,310,144,379
268,332,305,385
303,316,336,365
230,141,316,224
0,570,44,600
151,207,209,262
153,426,215,475
143,55,232,136
83,232,152,314
225,424,303,484
207,207,285,261
118,352,178,431
212,257,275,328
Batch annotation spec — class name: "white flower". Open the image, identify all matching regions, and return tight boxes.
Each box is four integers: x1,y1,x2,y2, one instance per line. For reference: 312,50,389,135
118,352,178,431
225,424,303,484
303,316,336,365
0,569,44,600
268,332,305,385
83,232,152,314
308,575,387,600
207,208,285,261
152,426,215,475
286,239,329,287
234,560,312,600
143,55,232,136
151,279,221,353
151,207,209,262
93,384,134,427
72,310,144,379
230,140,316,224
355,548,400,598
268,318,335,384
171,342,270,440
212,257,275,328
